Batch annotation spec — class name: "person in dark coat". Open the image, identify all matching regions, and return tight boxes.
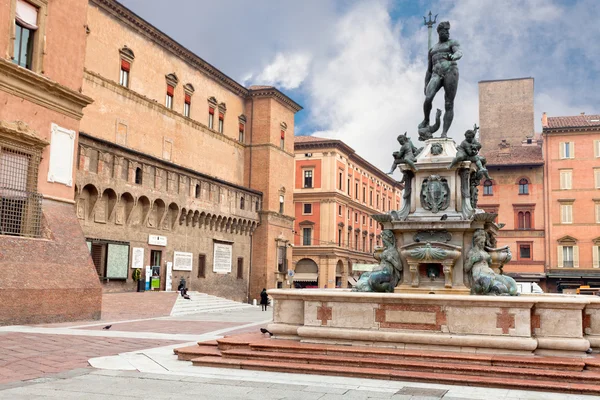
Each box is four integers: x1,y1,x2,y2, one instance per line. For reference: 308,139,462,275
260,288,269,311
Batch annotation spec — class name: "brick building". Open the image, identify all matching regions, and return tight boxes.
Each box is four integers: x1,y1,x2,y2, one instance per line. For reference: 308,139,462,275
478,78,547,291
0,0,101,324
542,113,600,293
292,136,402,288
76,0,301,302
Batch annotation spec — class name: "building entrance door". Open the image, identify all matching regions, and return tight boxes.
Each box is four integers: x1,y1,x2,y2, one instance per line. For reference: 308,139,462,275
150,250,162,290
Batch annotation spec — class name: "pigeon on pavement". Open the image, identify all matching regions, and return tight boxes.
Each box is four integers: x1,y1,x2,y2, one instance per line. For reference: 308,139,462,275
103,325,112,330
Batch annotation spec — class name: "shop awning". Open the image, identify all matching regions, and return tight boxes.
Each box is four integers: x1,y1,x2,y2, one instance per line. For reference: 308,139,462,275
352,263,378,272
292,272,318,282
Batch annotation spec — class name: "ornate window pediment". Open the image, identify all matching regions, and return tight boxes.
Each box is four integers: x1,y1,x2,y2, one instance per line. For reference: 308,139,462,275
557,235,577,245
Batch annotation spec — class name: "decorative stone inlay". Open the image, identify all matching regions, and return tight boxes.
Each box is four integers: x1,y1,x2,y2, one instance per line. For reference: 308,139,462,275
531,311,541,335
316,303,332,326
583,310,592,334
496,308,515,334
375,304,447,331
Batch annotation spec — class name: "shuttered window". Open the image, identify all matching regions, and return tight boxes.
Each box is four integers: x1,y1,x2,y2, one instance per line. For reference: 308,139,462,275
559,170,572,190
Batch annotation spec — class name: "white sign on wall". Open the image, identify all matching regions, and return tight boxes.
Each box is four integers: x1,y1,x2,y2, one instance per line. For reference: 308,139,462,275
131,247,144,269
213,243,232,274
148,235,167,246
47,124,75,187
166,261,173,291
173,251,193,271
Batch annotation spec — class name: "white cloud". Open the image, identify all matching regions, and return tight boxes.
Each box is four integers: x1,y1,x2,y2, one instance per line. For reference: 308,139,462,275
245,52,312,90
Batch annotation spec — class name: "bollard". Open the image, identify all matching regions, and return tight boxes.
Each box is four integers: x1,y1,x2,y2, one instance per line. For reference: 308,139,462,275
252,299,257,306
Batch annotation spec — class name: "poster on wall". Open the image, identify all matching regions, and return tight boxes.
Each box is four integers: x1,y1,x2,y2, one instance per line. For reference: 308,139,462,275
131,247,144,269
213,242,232,274
173,251,193,271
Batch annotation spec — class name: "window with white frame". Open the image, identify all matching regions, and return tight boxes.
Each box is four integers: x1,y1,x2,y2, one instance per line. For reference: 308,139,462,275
562,245,574,268
208,106,215,129
560,170,572,190
483,179,493,195
595,140,600,158
119,59,130,87
218,112,224,133
303,203,312,214
593,241,600,268
557,238,579,268
595,169,600,189
596,202,600,224
560,142,575,159
279,194,284,214
560,203,573,224
302,228,311,246
303,170,313,188
13,0,39,70
184,94,191,117
165,85,174,109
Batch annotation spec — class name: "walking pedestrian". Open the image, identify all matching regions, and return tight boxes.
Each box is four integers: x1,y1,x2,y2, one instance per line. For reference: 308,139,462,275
260,288,269,311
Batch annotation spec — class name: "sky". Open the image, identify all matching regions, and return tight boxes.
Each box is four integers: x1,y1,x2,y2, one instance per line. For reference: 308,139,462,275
120,0,600,172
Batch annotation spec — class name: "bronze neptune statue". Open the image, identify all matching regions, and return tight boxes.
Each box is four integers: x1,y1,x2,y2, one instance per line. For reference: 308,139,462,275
419,21,462,138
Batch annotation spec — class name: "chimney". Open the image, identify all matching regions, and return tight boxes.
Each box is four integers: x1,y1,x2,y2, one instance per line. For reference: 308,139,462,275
580,112,585,115
541,112,548,128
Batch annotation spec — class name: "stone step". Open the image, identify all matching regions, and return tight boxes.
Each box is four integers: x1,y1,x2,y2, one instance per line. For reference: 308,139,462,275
189,356,600,395
249,341,586,371
174,345,220,361
220,349,600,384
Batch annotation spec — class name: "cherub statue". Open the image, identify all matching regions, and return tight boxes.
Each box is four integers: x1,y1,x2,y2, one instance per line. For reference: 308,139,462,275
448,124,490,179
387,132,420,174
418,108,442,141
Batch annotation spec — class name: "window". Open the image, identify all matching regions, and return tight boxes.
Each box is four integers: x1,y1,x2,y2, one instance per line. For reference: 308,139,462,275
303,170,313,188
563,246,574,268
355,182,358,199
362,186,366,202
369,238,373,253
383,197,386,212
362,236,366,252
354,233,358,250
595,169,600,189
560,142,575,159
279,195,284,214
518,243,532,260
355,212,358,223
369,218,373,227
517,211,531,230
237,257,243,279
135,167,143,185
483,180,493,195
0,143,42,238
377,194,380,208
338,229,342,246
338,205,342,216
198,254,206,278
595,140,600,158
302,228,312,246
195,184,200,198
303,203,312,214
256,200,260,211
218,112,224,133
208,107,215,129
13,0,39,70
370,190,373,205
184,94,191,117
347,209,350,219
518,178,529,195
119,60,130,87
596,202,600,224
239,123,245,143
561,204,573,224
87,241,129,279
594,244,600,268
277,246,287,273
240,197,245,210
347,178,350,195
338,172,343,190
165,85,174,109
362,215,366,225
347,231,351,248
280,130,285,149
389,200,391,210
559,170,572,190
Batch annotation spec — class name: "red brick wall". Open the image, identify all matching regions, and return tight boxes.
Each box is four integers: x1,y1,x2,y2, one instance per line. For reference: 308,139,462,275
0,200,102,325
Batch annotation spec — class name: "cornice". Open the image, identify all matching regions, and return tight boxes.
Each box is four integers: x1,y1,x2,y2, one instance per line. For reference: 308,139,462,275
248,87,303,113
543,126,600,134
90,0,248,98
293,190,396,216
0,59,93,120
0,121,49,149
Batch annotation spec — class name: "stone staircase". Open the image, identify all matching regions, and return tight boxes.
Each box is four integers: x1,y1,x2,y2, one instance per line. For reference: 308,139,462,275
174,333,600,395
170,292,255,316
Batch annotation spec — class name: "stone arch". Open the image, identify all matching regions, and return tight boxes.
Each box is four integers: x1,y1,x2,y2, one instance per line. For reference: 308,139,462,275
119,192,135,225
192,210,200,227
100,188,118,223
80,183,99,219
186,209,193,226
199,211,207,228
166,202,179,231
179,208,187,225
149,198,166,228
130,196,150,227
336,259,346,288
225,217,233,233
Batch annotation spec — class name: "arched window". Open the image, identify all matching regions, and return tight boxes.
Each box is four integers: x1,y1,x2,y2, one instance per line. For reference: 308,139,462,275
518,178,529,195
240,197,245,210
135,167,142,185
195,184,200,198
518,211,531,230
483,179,493,195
